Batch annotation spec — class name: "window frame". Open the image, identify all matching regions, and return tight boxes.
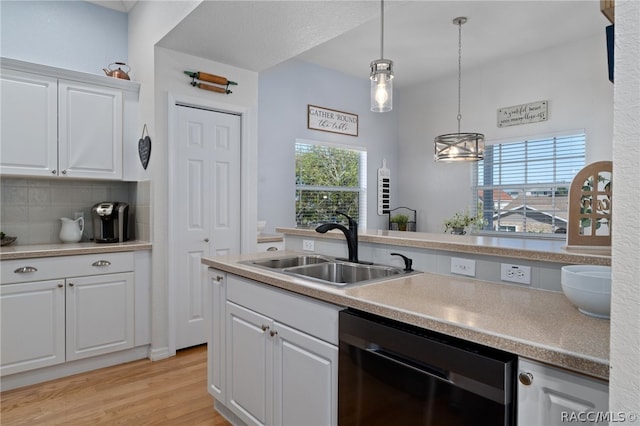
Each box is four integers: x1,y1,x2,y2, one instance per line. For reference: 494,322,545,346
473,131,586,239
294,138,367,228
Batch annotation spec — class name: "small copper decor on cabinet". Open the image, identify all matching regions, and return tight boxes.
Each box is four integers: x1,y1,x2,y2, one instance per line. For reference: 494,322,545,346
103,62,131,80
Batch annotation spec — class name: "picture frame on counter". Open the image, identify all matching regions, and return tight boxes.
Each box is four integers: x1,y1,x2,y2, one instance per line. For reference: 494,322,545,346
307,105,358,137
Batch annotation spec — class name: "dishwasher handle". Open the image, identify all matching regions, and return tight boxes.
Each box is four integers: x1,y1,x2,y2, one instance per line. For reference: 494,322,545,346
366,346,453,385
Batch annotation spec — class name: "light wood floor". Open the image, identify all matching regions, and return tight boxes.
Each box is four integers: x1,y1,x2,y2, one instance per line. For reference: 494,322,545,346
0,345,231,426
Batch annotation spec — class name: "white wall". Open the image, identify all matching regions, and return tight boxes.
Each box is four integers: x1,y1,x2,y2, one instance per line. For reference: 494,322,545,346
610,0,640,414
397,34,614,233
0,0,127,75
258,59,399,232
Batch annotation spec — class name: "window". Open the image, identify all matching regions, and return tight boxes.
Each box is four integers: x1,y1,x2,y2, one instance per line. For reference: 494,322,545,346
295,141,367,227
474,133,585,236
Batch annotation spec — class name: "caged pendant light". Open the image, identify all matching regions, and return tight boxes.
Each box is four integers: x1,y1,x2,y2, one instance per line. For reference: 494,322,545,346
370,0,393,112
434,17,484,162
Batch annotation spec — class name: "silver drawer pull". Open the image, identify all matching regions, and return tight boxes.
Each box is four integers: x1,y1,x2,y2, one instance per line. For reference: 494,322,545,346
14,266,38,273
92,260,111,267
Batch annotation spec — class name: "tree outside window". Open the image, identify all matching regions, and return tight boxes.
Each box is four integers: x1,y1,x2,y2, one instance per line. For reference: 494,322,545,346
295,142,366,227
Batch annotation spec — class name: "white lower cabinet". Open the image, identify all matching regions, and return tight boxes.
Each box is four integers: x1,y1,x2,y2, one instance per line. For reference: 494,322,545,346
1,253,137,377
65,272,134,361
518,358,609,425
0,280,66,374
207,270,339,426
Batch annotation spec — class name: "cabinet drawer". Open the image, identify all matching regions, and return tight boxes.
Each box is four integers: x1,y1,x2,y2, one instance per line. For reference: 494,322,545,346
227,275,341,345
1,252,134,284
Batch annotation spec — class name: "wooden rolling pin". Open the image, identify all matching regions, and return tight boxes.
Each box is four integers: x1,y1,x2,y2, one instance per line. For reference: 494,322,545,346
194,82,232,94
184,71,237,86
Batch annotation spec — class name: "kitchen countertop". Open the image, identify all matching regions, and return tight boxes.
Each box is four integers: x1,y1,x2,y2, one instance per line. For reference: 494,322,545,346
0,240,152,260
257,233,283,244
203,250,610,380
277,227,612,266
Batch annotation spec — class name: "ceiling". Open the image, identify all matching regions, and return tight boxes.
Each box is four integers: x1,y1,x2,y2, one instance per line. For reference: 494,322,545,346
93,1,608,88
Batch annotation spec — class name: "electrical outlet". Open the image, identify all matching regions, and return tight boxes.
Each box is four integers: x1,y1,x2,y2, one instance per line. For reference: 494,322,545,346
500,264,531,285
302,239,315,252
451,257,476,277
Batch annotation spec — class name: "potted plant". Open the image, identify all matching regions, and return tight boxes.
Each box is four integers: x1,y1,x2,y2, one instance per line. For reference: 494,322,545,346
390,214,410,231
443,210,483,235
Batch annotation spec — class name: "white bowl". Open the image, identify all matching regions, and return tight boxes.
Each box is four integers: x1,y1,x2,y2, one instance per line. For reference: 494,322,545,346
561,265,611,319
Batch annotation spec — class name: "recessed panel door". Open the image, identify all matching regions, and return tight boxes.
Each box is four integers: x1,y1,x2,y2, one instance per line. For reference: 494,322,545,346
174,105,241,349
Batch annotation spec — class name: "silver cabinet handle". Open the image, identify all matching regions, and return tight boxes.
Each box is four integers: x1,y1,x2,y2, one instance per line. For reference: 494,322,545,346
261,324,270,332
92,260,111,267
204,238,210,242
14,266,37,273
61,170,67,175
266,246,279,251
68,282,74,287
216,275,224,282
270,330,278,337
519,372,534,386
58,283,64,288
51,170,57,174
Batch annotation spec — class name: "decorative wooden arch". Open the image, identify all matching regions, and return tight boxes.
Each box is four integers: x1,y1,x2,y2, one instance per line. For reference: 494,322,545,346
567,161,612,247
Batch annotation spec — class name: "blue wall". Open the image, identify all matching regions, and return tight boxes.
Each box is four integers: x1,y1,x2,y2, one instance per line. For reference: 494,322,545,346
1,1,127,76
258,59,399,232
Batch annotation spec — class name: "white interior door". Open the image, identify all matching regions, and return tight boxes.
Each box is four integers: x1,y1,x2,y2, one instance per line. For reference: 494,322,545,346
174,104,241,349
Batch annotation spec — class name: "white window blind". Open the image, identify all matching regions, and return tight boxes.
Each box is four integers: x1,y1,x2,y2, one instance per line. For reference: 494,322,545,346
295,142,367,227
474,134,585,236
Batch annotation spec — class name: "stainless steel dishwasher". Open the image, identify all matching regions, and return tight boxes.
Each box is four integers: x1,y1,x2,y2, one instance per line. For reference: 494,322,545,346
339,309,516,425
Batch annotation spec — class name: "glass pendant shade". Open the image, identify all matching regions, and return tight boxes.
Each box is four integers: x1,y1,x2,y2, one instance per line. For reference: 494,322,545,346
370,59,394,112
434,132,485,162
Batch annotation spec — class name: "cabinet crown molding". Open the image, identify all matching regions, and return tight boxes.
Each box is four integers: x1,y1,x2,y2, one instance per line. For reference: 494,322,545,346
1,57,140,93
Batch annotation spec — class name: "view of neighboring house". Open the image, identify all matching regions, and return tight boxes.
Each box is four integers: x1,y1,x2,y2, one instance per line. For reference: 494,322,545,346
479,190,569,234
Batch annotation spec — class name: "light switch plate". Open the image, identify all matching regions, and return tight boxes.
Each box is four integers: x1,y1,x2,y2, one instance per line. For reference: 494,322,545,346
302,239,315,252
451,257,476,277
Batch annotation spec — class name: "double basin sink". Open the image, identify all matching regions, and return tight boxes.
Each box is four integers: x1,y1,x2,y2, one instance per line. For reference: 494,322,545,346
243,254,419,288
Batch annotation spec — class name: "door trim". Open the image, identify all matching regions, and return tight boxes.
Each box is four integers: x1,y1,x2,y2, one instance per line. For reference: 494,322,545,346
167,92,257,356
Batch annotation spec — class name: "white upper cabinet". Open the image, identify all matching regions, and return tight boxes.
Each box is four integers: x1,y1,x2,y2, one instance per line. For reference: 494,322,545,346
58,80,123,179
0,69,58,176
1,59,139,180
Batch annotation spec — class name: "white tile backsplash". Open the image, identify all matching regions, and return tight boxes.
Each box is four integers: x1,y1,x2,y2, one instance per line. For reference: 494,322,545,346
1,177,141,244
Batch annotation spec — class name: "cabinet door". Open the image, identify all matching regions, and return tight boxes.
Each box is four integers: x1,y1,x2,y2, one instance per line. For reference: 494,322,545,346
226,301,272,426
58,80,122,179
0,69,58,176
273,321,338,426
0,280,65,375
518,358,609,426
66,272,134,360
208,269,226,401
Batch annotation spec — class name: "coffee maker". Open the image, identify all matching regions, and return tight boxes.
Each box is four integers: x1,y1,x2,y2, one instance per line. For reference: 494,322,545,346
91,202,129,243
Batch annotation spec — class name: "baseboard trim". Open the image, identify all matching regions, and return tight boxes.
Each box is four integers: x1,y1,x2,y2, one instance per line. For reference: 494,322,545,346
149,346,171,361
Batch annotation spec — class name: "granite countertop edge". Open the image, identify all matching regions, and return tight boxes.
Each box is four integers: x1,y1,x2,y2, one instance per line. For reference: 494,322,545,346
202,251,610,381
276,227,611,266
0,241,152,260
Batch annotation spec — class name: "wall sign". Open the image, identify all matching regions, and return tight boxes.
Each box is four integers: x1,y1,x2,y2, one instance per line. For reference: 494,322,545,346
308,105,358,137
498,100,548,128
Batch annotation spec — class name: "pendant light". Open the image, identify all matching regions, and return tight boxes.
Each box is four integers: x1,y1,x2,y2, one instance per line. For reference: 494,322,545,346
370,0,393,112
434,17,484,162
